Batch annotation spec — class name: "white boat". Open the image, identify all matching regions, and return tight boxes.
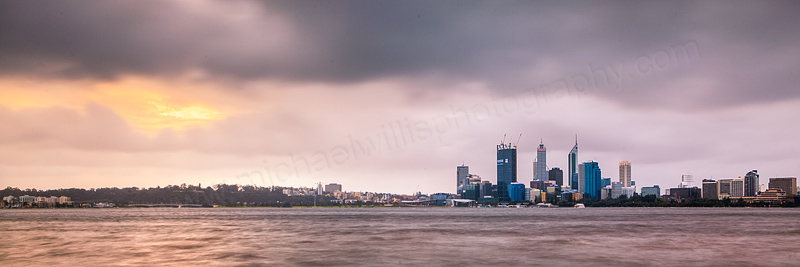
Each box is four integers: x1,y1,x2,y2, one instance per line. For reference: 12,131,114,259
574,203,585,208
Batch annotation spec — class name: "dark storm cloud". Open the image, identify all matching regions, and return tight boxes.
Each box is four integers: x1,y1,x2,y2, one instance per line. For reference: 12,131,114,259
1,1,799,106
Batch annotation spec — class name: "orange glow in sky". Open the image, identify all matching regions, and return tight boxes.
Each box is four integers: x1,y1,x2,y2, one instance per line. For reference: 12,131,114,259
0,77,226,134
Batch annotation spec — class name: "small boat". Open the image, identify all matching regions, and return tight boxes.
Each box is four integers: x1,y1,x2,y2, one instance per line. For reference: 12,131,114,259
574,203,585,208
536,203,552,208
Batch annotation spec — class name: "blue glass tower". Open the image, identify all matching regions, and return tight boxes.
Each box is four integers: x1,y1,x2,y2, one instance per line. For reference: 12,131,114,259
508,182,525,202
497,142,517,202
568,135,578,189
582,161,601,199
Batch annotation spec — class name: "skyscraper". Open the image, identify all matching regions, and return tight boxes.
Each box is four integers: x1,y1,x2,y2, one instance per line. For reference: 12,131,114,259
497,142,517,202
536,141,547,181
568,135,578,189
744,170,759,196
582,161,602,199
731,177,745,198
549,167,563,186
619,161,631,187
457,165,469,194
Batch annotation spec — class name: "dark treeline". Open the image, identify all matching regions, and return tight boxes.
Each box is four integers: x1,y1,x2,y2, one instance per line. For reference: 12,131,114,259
577,194,800,208
1,184,345,207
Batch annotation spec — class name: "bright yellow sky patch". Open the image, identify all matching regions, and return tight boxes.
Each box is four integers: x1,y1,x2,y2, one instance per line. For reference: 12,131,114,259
0,77,227,134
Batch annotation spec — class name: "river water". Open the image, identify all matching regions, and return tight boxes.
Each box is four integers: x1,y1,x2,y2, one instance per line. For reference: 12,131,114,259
1,207,798,266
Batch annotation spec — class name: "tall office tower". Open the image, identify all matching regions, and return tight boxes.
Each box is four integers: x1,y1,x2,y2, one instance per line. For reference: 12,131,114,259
549,167,563,186
497,142,518,202
730,177,745,198
568,135,578,189
769,177,797,197
619,161,631,187
680,174,694,188
744,170,759,196
457,165,469,194
702,179,720,200
317,182,323,195
536,141,547,180
582,161,602,199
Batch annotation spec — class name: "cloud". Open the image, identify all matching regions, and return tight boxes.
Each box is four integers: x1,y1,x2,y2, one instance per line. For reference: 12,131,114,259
1,1,799,193
2,0,798,108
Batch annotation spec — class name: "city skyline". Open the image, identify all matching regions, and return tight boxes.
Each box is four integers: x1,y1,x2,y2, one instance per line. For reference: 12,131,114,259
1,1,800,194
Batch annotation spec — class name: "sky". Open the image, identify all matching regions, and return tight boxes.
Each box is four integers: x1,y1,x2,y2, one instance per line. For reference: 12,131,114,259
1,1,799,194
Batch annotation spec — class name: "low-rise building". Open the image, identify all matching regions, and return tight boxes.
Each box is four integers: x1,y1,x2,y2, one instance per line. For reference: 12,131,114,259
641,185,660,197
769,177,797,197
743,188,788,203
666,187,701,202
19,195,35,204
324,183,342,193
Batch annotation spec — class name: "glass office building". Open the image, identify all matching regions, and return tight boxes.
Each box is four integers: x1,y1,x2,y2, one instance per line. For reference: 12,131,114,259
568,136,578,189
582,161,602,199
508,182,525,202
497,143,517,202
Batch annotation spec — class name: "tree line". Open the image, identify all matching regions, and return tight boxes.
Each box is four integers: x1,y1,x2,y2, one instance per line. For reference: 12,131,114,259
1,184,346,207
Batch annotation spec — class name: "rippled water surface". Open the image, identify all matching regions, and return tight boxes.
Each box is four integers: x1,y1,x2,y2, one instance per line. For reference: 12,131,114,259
1,208,799,266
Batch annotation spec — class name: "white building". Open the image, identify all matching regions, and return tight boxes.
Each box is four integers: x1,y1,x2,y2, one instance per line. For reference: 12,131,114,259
19,195,35,204
605,182,636,199
680,174,694,188
601,186,611,200
58,196,71,204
